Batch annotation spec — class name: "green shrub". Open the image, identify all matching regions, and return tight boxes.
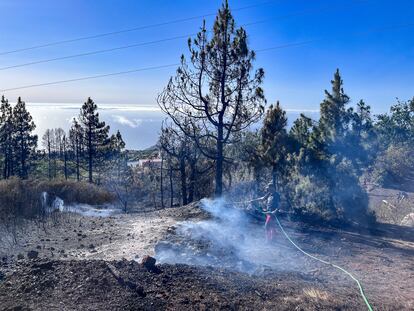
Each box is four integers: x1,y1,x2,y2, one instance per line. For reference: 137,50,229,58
371,144,414,187
286,172,337,223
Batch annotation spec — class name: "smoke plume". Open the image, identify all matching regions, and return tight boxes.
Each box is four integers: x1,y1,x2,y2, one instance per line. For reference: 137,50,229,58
156,198,301,274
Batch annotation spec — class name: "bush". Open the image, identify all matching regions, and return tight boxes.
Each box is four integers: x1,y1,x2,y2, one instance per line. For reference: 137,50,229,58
0,178,115,222
284,152,374,226
36,179,114,205
0,178,42,221
286,173,337,223
371,144,414,188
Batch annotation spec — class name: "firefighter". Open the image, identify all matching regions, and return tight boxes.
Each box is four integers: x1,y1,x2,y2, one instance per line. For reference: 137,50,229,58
243,182,280,241
263,183,280,241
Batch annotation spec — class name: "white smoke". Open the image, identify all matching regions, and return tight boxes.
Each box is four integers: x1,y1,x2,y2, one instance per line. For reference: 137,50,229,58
41,192,120,217
156,198,301,274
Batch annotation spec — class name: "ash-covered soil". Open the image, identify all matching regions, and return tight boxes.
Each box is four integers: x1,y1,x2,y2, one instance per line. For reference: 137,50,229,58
0,203,207,264
0,259,380,310
0,201,413,310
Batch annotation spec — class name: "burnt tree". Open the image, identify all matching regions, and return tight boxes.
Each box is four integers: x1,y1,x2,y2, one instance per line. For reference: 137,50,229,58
158,1,265,196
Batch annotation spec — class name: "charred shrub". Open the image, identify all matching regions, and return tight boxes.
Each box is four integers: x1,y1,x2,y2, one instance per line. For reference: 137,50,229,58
0,178,114,222
36,179,115,205
0,178,42,221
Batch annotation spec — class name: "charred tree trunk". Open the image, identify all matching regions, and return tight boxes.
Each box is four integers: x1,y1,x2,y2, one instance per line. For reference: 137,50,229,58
63,149,68,180
47,149,51,179
20,139,26,179
272,165,277,190
180,157,188,206
215,125,224,196
188,159,196,203
160,155,164,209
76,141,80,181
169,160,173,207
3,149,8,179
88,125,93,183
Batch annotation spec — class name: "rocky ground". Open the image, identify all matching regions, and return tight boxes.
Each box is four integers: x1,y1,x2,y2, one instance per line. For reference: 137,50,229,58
0,201,413,310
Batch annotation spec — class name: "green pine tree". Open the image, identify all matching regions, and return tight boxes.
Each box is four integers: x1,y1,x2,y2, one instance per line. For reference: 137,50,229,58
78,97,109,183
69,118,83,181
0,96,14,179
260,101,289,188
318,68,350,143
12,97,37,179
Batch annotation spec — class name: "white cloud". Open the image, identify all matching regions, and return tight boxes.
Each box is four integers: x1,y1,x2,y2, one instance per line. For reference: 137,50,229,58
113,115,143,128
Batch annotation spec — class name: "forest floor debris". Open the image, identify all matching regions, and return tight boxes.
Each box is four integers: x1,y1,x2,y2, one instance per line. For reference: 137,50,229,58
0,201,413,310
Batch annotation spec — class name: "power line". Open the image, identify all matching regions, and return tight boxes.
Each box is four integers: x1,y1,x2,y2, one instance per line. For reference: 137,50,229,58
0,0,371,72
0,34,196,71
0,63,179,92
0,0,276,56
256,40,318,53
256,22,414,53
1,22,412,93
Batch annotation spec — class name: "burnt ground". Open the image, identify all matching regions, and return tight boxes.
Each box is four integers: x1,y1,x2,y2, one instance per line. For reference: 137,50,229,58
0,202,413,310
0,259,372,311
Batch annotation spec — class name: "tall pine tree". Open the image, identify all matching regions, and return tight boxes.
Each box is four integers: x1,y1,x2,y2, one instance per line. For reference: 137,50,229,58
260,102,289,188
158,0,265,196
318,68,350,144
78,97,109,183
12,97,37,179
69,118,83,181
0,96,14,179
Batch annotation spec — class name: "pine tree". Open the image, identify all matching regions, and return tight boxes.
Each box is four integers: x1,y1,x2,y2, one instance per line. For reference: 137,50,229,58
347,100,376,170
69,118,83,181
158,0,265,196
12,97,37,179
290,114,313,148
78,97,109,183
159,123,191,205
0,96,14,179
109,130,126,177
260,102,288,188
109,130,126,156
62,133,69,180
42,129,53,179
318,69,350,143
283,71,373,223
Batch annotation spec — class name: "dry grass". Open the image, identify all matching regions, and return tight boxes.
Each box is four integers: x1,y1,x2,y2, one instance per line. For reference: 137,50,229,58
36,179,114,205
0,178,115,222
303,288,330,301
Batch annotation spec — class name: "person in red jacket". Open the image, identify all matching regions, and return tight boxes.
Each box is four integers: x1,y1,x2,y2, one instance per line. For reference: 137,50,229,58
263,183,280,241
243,182,280,242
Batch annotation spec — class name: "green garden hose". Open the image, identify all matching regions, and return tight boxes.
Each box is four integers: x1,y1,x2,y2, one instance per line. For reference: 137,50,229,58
274,215,374,311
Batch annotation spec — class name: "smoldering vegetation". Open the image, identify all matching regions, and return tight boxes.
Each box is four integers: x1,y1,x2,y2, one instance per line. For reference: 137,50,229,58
0,178,116,245
0,178,114,218
156,198,302,274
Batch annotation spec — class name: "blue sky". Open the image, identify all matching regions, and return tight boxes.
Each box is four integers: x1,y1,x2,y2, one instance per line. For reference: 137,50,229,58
0,0,413,114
